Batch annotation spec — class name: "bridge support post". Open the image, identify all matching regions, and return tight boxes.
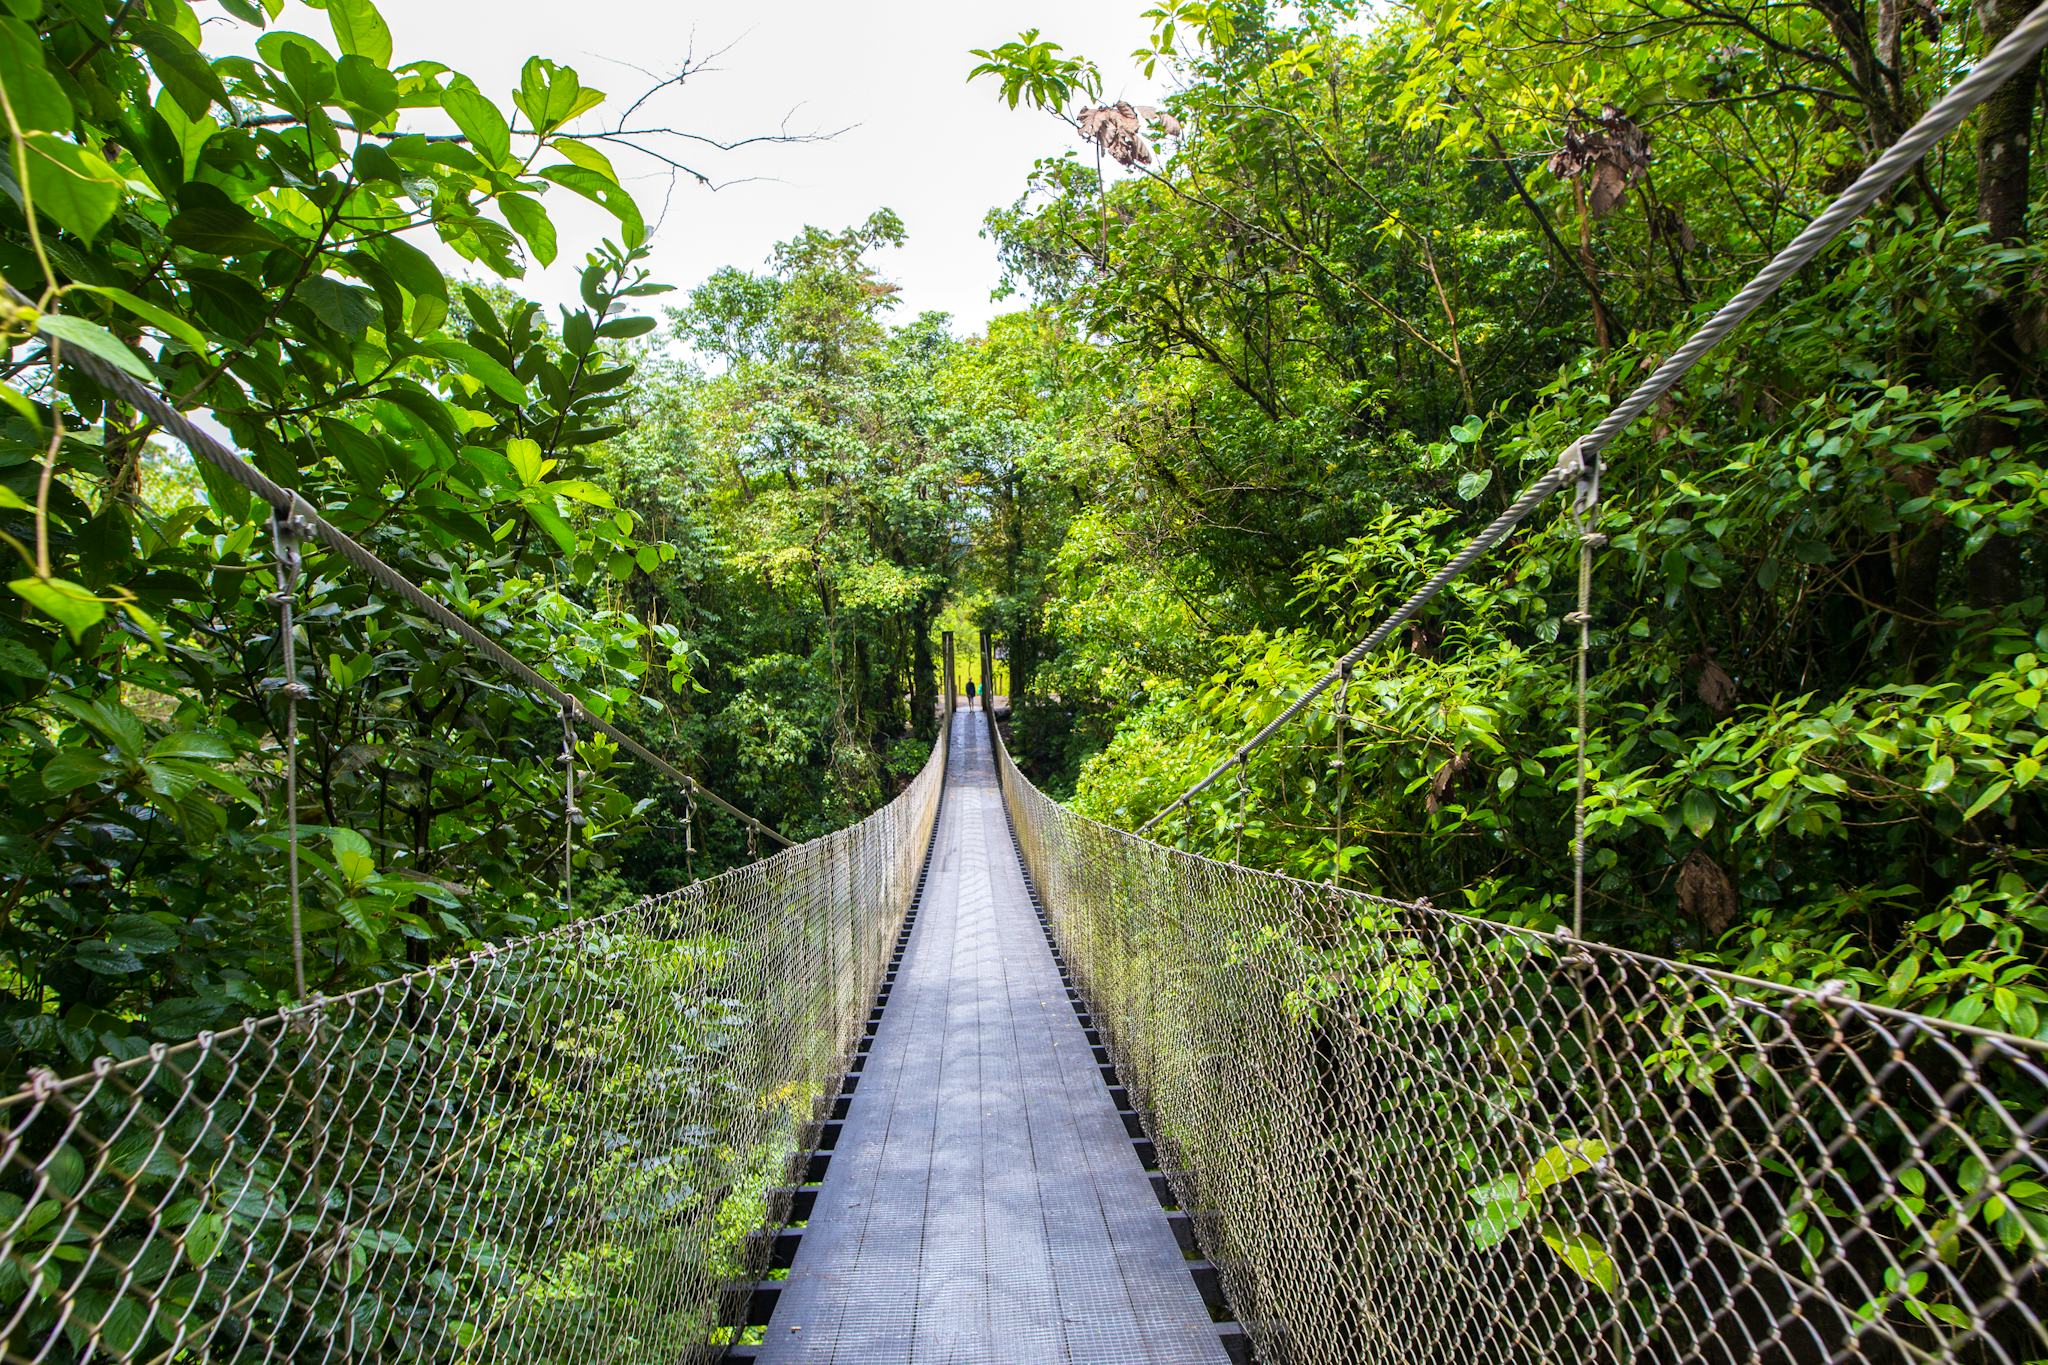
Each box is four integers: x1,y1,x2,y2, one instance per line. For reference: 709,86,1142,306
942,630,955,716
980,631,996,727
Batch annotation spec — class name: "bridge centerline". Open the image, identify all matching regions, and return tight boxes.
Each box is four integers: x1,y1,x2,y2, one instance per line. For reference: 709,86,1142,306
753,707,1230,1364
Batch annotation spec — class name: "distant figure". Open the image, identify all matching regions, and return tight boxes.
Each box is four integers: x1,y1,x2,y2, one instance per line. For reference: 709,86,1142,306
966,680,977,709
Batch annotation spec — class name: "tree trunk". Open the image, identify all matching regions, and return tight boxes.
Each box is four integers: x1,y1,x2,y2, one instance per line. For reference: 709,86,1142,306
911,597,936,743
1966,0,2044,609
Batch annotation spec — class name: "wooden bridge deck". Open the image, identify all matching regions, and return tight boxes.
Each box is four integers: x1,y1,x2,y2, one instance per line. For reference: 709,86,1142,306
753,709,1231,1364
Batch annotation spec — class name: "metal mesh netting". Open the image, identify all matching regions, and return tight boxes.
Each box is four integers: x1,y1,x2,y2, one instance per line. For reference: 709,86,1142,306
995,733,2048,1365
0,732,943,1365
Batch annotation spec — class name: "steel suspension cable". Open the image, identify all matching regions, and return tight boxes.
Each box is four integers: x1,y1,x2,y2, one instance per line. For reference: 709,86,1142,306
30,322,792,848
1137,2,2048,835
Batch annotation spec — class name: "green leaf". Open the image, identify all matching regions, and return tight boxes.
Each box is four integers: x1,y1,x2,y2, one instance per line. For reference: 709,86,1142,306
93,1295,153,1355
335,54,400,119
329,828,375,885
74,940,145,975
538,163,644,247
1923,754,1956,795
1524,1139,1607,1199
505,437,547,486
594,313,657,340
368,233,448,332
0,17,74,130
41,749,120,793
10,576,108,639
150,997,225,1040
44,1146,83,1198
107,915,178,955
298,276,380,338
0,381,40,428
1540,1224,1617,1293
1962,780,2010,821
550,137,616,178
146,732,235,761
1681,790,1716,839
1464,1175,1533,1249
545,479,614,508
188,763,260,808
419,340,528,405
499,192,556,267
65,284,208,352
443,78,511,168
165,197,279,255
307,0,392,66
521,493,576,554
128,19,227,119
34,313,152,378
1455,468,1493,501
183,1210,226,1265
515,56,604,135
18,132,124,242
48,692,146,759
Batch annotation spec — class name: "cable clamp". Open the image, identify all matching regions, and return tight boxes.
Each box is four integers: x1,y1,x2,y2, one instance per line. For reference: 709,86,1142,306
1564,439,1600,517
268,495,316,547
1552,922,1596,968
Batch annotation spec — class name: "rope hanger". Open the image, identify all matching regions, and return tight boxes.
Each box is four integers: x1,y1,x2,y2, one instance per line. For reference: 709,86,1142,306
266,501,314,1000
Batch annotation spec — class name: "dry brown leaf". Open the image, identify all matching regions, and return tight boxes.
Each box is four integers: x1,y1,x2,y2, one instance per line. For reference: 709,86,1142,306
1548,104,1650,218
1677,848,1740,933
1689,650,1738,717
1425,749,1471,815
1077,102,1153,168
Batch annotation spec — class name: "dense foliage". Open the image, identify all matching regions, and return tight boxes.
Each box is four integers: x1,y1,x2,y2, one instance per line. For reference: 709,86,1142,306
0,0,2043,1348
0,0,694,1073
964,0,2046,1041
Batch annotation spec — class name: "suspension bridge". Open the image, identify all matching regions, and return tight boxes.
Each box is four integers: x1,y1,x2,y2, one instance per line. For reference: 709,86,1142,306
5,9,2048,1363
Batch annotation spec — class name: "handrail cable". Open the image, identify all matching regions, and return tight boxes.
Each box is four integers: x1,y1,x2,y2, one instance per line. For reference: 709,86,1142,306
23,308,793,847
1137,2,2048,834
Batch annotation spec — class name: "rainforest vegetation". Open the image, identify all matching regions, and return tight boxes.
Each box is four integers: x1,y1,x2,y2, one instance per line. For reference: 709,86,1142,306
0,0,2043,1076
0,0,2043,1356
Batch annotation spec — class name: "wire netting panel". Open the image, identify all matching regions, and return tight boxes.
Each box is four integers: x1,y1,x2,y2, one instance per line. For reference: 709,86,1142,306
996,737,2047,1365
0,733,944,1364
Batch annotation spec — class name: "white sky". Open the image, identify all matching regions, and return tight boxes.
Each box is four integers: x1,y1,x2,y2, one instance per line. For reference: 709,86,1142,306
266,1,1163,334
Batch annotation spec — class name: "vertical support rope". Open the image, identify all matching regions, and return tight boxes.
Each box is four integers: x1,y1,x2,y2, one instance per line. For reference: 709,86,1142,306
1328,663,1351,888
682,778,696,880
1562,445,1623,1363
266,503,312,1000
1232,755,1249,866
1564,442,1604,941
560,703,579,915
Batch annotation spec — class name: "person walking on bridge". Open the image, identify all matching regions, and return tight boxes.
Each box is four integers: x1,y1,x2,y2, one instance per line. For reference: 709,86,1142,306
965,679,977,709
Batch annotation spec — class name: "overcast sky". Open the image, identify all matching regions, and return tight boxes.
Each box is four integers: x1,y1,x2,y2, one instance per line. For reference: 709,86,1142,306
263,1,1164,334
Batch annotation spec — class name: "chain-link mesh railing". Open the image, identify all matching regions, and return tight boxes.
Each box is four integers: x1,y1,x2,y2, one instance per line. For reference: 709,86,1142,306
0,732,943,1364
996,734,2047,1365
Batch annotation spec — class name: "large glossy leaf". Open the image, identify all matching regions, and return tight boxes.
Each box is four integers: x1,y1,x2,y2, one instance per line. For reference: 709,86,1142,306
421,340,529,405
34,314,153,378
306,0,392,66
17,133,123,241
538,163,644,246
0,17,73,130
442,78,511,168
